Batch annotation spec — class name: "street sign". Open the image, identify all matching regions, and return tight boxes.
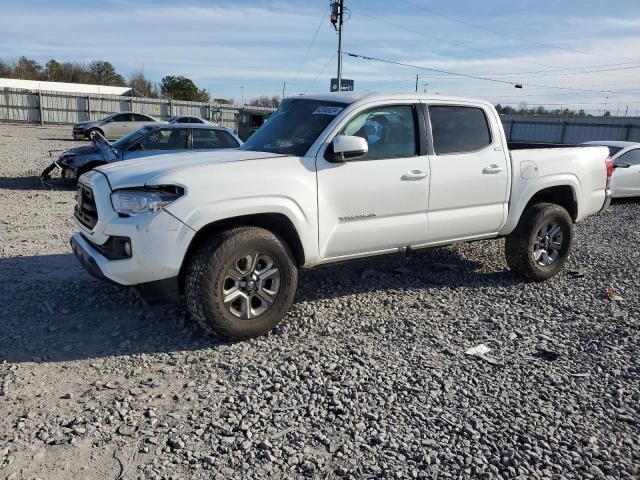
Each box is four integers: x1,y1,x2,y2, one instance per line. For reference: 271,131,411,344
330,78,354,92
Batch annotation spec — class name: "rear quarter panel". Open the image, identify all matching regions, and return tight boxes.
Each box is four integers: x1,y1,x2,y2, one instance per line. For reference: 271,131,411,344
501,146,608,235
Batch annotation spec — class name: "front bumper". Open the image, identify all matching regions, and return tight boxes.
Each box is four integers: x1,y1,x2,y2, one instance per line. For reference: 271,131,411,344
71,234,181,302
70,171,195,287
70,235,117,284
598,189,613,214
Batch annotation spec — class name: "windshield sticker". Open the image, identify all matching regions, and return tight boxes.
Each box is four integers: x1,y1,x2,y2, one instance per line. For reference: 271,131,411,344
312,106,344,116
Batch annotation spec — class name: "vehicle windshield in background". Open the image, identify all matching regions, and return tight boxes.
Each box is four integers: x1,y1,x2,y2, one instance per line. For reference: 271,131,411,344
241,99,347,156
112,126,152,149
600,145,625,156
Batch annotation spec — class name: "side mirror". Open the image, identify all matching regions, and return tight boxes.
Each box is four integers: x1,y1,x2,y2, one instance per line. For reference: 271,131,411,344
614,160,631,169
325,135,368,162
128,142,143,151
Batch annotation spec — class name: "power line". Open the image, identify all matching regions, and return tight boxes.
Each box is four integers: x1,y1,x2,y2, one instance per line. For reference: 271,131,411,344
397,0,640,62
304,52,338,93
353,8,640,80
345,51,640,95
289,8,328,91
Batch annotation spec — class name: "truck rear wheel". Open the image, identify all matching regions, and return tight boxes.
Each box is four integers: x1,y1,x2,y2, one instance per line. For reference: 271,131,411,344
505,202,573,281
185,227,298,340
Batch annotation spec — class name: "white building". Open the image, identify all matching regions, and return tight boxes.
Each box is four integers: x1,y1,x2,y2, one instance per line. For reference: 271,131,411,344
0,78,139,96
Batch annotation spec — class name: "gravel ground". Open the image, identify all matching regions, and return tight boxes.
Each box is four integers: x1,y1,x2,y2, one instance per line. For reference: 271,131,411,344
0,123,638,480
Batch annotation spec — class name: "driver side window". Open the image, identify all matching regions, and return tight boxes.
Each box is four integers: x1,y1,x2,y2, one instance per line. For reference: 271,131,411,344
340,105,417,160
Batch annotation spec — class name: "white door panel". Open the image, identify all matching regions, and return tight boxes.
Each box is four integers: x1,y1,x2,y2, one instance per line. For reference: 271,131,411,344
427,147,508,241
316,103,430,259
317,158,429,258
423,104,509,242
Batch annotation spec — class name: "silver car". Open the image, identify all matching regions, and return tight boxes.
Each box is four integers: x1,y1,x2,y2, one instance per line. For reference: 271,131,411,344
72,112,163,140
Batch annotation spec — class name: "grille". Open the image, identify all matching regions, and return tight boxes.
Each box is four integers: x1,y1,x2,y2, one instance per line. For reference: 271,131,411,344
74,183,98,229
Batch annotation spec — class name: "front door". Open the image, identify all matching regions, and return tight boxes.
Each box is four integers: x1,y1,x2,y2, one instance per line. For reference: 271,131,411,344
612,148,640,196
317,103,430,259
422,104,509,243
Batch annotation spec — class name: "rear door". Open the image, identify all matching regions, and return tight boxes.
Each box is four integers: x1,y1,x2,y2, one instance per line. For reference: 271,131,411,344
192,128,241,150
104,113,132,139
612,148,640,196
316,102,430,258
422,103,509,242
124,128,189,160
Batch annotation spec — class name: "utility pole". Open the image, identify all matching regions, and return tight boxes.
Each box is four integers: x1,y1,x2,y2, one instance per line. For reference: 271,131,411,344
331,0,345,91
415,74,419,93
282,81,286,101
241,86,244,106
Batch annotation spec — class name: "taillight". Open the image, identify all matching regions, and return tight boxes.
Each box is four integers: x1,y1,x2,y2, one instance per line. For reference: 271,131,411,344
605,156,614,188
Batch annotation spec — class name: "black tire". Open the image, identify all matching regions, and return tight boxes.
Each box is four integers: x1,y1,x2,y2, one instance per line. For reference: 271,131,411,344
87,128,103,139
505,202,573,281
185,227,298,340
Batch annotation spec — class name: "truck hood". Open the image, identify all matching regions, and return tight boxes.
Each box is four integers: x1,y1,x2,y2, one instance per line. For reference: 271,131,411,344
96,149,284,190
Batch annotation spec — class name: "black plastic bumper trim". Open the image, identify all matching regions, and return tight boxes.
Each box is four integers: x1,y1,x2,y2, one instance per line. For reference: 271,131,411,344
70,236,118,285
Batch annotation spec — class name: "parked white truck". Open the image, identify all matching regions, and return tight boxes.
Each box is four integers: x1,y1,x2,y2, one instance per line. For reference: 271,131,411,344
71,93,613,339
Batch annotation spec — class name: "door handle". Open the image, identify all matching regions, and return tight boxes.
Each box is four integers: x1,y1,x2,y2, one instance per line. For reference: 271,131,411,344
401,170,428,181
482,164,504,174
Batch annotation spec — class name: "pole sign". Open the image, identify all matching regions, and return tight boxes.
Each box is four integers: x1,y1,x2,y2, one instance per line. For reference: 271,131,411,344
330,78,354,92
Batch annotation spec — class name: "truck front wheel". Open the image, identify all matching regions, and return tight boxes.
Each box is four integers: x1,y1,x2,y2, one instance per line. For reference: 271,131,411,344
185,227,298,339
504,202,573,281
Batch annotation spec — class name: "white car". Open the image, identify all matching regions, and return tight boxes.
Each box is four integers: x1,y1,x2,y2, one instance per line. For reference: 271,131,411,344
71,92,612,339
582,141,640,198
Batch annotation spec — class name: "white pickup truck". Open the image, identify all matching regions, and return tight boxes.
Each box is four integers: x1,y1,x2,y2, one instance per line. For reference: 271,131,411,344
71,93,613,339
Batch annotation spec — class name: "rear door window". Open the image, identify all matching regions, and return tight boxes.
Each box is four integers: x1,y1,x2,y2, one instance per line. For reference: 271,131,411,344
192,129,240,149
113,113,133,122
132,113,152,122
429,106,492,154
139,129,188,150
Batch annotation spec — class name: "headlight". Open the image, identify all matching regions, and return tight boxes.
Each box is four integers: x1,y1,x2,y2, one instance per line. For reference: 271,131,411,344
110,186,183,215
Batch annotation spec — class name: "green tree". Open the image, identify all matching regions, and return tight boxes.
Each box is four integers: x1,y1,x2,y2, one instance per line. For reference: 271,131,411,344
160,75,209,102
89,60,125,86
45,59,61,81
13,56,42,80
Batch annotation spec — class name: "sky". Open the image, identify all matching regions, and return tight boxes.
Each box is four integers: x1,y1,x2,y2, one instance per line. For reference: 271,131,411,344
1,0,640,114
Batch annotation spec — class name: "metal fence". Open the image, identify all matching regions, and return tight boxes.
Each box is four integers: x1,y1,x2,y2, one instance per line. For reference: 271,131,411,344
0,88,275,130
500,115,640,144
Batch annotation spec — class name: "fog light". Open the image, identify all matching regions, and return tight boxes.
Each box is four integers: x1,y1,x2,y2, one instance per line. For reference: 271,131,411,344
124,241,132,257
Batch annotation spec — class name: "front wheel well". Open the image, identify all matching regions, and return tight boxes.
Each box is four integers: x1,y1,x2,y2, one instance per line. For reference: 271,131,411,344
178,213,305,294
525,185,578,221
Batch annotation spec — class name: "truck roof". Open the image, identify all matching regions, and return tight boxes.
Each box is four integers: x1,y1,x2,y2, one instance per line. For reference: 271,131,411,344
298,91,493,107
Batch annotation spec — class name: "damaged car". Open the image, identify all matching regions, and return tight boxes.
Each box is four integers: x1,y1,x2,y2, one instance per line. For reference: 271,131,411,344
41,123,243,181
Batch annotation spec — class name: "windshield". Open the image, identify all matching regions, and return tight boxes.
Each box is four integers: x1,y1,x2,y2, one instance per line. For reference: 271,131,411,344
112,126,153,149
241,99,347,156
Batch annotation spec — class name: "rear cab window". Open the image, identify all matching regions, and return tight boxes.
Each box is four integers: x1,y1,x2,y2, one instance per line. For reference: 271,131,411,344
428,105,492,154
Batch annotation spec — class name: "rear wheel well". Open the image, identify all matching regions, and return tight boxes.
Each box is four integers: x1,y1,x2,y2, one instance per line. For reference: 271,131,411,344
178,213,305,293
525,186,577,221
